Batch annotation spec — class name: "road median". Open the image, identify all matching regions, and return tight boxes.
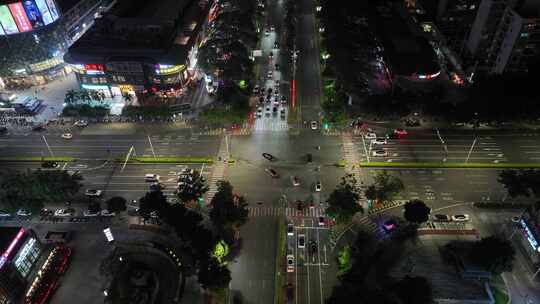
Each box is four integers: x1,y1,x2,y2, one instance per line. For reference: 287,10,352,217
122,157,215,164
357,162,540,169
0,156,76,163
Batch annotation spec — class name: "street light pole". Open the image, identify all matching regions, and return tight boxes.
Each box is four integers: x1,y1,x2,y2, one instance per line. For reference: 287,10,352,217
465,137,477,163
435,128,448,162
121,146,135,172
147,135,156,159
42,135,54,157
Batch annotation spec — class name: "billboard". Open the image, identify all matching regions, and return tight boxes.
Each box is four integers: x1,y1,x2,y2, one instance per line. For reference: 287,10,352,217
0,5,18,34
9,2,32,32
23,0,44,29
34,0,53,25
0,0,59,35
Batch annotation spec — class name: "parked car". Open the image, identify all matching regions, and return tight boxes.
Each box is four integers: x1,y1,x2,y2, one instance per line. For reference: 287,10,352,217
54,208,75,217
40,208,54,216
432,214,451,222
101,210,115,217
452,214,470,222
298,234,305,248
16,209,31,216
372,138,387,145
365,132,377,140
85,189,103,197
83,209,100,217
0,210,11,217
41,161,59,168
372,150,388,157
32,125,46,132
74,120,88,127
265,168,280,178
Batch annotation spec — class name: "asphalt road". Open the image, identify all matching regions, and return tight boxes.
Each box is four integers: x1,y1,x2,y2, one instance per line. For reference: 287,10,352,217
0,128,221,159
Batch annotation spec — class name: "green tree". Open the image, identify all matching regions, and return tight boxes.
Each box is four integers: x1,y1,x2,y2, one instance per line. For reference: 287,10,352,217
393,276,433,304
470,235,515,274
105,196,127,213
88,202,101,213
325,174,362,223
209,181,249,237
0,169,83,214
498,169,540,198
337,245,352,277
176,170,208,205
403,200,431,224
364,171,404,203
198,258,232,291
138,190,168,222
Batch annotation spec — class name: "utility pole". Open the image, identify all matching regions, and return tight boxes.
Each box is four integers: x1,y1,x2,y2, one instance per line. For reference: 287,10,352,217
121,146,135,172
147,135,156,159
465,137,477,163
435,128,448,162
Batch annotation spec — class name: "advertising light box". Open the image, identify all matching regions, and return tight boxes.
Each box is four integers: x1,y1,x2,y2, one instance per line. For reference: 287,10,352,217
34,0,53,25
0,5,19,34
23,0,45,29
9,2,33,33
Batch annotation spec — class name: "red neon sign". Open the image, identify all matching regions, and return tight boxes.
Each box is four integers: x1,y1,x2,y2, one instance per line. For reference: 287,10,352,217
2,227,25,260
8,2,32,32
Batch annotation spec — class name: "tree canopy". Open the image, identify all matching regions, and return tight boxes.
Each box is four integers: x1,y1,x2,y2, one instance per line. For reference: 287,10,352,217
106,196,127,213
197,258,232,291
0,169,83,214
176,170,208,205
138,190,169,222
325,174,362,224
365,171,404,203
498,169,540,198
209,181,249,232
403,200,431,224
470,235,515,275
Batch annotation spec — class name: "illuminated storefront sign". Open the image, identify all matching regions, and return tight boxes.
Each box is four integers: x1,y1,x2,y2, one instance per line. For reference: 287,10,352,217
155,64,185,75
0,228,26,269
520,219,540,251
22,0,45,29
84,64,105,75
14,237,36,268
29,57,63,72
82,84,109,91
34,0,53,25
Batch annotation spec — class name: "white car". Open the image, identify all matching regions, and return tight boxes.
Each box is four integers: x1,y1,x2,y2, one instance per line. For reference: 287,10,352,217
101,210,115,217
0,210,11,217
74,120,88,127
287,254,295,273
83,209,100,217
257,108,263,117
452,214,470,222
267,70,273,79
372,138,387,145
372,150,388,157
54,208,74,217
145,174,160,182
365,132,377,140
16,209,31,216
311,121,318,130
61,133,73,139
85,189,103,197
291,176,300,186
315,181,322,192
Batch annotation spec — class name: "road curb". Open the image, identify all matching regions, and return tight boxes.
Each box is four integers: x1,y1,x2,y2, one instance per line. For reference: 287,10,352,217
358,162,540,169
0,157,76,162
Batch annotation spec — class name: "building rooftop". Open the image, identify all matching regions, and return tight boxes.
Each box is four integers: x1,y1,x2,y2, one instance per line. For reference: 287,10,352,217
64,0,210,65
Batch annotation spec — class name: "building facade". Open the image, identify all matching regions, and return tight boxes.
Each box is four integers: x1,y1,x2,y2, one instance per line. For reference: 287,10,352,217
0,227,42,304
64,0,213,98
466,0,540,73
0,0,110,88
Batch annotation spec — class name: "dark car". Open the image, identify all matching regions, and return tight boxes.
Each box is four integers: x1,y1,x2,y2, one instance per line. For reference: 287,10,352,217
41,161,59,168
0,127,7,135
306,153,313,163
262,153,275,161
265,168,279,178
32,125,46,132
309,240,318,254
286,283,294,303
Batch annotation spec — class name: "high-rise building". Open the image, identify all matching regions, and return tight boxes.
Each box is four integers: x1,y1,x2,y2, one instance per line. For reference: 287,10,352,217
0,0,110,88
64,0,214,98
412,0,481,53
467,0,540,73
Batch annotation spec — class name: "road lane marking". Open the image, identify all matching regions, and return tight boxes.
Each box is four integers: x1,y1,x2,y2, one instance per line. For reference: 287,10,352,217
316,223,324,304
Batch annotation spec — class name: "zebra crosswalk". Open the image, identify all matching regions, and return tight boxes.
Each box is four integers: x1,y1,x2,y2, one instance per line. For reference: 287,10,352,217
205,135,229,203
247,206,326,217
253,118,289,132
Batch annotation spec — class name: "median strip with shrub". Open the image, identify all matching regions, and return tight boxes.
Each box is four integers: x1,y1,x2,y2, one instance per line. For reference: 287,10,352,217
121,157,215,164
0,157,76,163
356,162,540,169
